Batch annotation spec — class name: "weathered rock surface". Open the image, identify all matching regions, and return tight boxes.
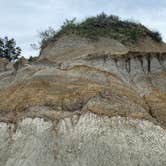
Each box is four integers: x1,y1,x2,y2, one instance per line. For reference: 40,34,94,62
0,58,11,72
0,35,166,165
1,114,166,166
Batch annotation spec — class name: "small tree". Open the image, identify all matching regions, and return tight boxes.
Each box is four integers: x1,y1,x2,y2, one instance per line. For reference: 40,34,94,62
0,38,4,58
39,27,56,44
31,27,56,50
0,37,21,61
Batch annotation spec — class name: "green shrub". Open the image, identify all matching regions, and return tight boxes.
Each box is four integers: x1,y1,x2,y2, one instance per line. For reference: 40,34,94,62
148,31,162,42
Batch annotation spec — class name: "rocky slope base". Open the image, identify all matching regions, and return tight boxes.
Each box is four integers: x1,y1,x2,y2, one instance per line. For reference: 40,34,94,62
0,35,166,166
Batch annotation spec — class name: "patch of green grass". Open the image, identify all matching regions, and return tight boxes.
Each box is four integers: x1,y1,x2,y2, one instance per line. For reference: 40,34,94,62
41,13,162,48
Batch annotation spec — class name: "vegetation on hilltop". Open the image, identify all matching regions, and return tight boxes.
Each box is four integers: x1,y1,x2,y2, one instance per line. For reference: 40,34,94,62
39,13,162,49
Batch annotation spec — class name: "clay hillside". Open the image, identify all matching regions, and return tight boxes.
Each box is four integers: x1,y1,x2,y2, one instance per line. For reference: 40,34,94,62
0,13,166,166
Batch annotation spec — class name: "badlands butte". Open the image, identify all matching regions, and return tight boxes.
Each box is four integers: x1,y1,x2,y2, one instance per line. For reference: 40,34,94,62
0,15,166,166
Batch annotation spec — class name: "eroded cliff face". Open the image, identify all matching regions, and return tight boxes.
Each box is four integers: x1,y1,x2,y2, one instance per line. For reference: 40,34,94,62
0,36,166,166
1,114,166,166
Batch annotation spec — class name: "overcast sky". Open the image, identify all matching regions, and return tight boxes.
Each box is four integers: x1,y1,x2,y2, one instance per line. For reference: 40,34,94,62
0,0,166,58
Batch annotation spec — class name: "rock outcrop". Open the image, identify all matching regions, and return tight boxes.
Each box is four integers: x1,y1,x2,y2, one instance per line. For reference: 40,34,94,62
0,34,166,166
0,58,11,72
